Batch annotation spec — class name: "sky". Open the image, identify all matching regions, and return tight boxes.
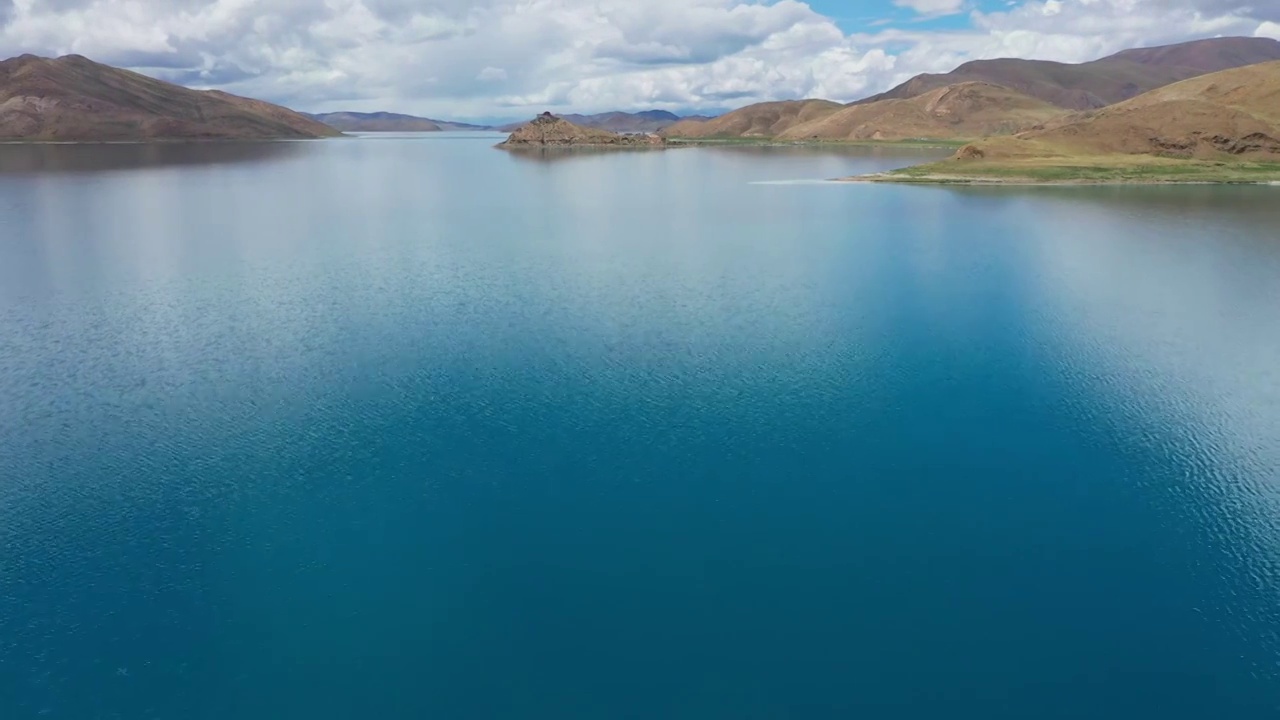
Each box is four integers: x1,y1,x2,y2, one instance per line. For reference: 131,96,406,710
2,0,1279,122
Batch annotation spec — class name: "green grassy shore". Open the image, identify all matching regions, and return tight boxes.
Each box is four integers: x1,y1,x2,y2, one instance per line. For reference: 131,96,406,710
847,155,1280,185
665,135,1280,185
665,136,969,150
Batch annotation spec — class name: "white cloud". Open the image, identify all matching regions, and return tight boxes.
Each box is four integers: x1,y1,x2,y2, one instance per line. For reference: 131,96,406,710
0,0,1277,120
893,0,966,16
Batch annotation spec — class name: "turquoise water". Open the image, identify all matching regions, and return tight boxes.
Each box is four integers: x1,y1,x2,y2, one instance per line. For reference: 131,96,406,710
1,134,1279,719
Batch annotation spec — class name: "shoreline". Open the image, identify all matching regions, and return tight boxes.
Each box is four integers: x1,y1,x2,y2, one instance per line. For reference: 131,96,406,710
839,172,1280,187
664,137,968,150
496,142,670,151
0,137,343,145
839,155,1280,186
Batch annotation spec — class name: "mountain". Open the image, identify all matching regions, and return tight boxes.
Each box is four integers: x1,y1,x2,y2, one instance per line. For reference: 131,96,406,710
498,112,666,148
856,36,1280,111
775,82,1063,141
0,54,340,141
498,110,700,133
307,111,494,132
661,99,842,138
973,60,1280,160
873,61,1280,183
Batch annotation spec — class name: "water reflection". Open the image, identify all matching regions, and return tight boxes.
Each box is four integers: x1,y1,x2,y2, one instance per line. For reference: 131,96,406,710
696,142,952,161
3,136,1280,718
500,145,672,164
1020,194,1280,683
938,184,1280,225
0,141,312,174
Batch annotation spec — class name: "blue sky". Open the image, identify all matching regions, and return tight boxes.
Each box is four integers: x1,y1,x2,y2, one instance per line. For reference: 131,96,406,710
814,0,982,32
1,0,1279,121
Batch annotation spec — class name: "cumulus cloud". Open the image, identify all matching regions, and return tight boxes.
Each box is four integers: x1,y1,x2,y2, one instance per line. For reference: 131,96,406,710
893,0,967,16
0,0,1277,119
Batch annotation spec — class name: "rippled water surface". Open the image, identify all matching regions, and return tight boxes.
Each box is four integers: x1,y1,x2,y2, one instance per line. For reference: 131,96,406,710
2,134,1279,719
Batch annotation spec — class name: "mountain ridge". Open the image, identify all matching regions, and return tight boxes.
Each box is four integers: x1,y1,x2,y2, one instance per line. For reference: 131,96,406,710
665,36,1280,140
0,54,339,141
661,99,842,138
856,61,1280,184
967,60,1280,161
855,36,1280,111
775,82,1063,141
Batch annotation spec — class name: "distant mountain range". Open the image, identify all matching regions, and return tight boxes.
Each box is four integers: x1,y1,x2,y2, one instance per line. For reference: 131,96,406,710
664,36,1280,141
0,54,339,141
4,35,1277,149
856,36,1280,110
662,100,841,138
305,111,492,132
303,109,706,134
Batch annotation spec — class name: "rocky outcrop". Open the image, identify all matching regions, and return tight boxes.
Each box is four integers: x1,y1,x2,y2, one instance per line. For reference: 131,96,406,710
497,112,666,147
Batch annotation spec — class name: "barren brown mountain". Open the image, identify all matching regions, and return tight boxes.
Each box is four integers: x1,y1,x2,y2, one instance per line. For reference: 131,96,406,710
498,112,666,147
678,37,1280,142
956,60,1280,161
0,54,340,141
661,99,841,138
857,36,1280,111
775,82,1063,141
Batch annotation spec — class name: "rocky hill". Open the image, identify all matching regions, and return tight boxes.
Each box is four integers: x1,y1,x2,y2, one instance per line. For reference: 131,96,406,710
661,99,842,138
775,82,1062,141
857,36,1280,111
859,60,1280,183
497,112,666,147
956,60,1280,161
0,54,340,141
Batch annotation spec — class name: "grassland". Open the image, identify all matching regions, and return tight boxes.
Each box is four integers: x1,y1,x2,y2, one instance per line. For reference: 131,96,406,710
665,136,970,149
850,155,1280,185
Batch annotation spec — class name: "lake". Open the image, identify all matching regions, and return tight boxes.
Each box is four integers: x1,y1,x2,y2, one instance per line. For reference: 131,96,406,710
1,133,1278,719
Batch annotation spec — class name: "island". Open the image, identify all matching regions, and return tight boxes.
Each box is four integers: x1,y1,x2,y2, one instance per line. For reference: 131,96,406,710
497,112,666,148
